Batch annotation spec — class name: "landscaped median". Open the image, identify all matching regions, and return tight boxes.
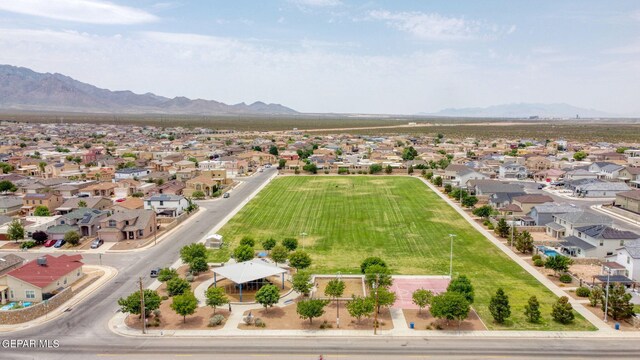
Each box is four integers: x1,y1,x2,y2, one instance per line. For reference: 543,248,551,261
205,176,596,331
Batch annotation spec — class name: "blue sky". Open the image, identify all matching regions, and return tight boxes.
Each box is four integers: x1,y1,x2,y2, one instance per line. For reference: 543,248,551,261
0,0,639,115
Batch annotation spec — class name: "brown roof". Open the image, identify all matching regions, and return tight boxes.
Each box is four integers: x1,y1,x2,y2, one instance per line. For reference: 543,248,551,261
617,190,640,201
114,197,144,210
512,194,554,204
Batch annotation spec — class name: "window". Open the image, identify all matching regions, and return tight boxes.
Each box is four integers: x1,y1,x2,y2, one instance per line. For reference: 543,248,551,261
599,239,604,246
628,256,631,264
10,290,14,298
159,201,164,206
620,240,625,246
578,232,582,237
138,229,144,237
25,290,35,299
77,270,80,276
606,252,613,256
108,220,116,227
63,278,67,285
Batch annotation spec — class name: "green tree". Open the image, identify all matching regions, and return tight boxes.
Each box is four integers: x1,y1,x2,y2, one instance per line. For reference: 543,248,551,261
205,286,228,314
430,292,470,328
262,238,276,251
524,296,541,323
158,268,178,282
346,295,374,323
233,244,254,262
180,243,207,264
255,284,280,312
171,292,198,323
189,257,209,275
369,164,383,174
282,237,298,251
551,296,575,324
515,230,534,254
432,176,442,186
360,257,387,274
412,289,433,314
602,284,634,320
289,250,312,269
402,146,418,160
77,200,88,208
64,231,80,246
33,205,51,216
385,165,393,174
372,286,396,314
7,220,24,243
31,230,48,245
117,289,161,318
239,236,256,247
407,165,414,175
444,183,453,194
270,245,288,266
573,151,588,161
495,218,510,238
303,162,318,174
167,277,191,296
461,196,478,208
472,205,493,219
365,265,393,289
489,288,511,324
589,286,603,307
121,152,137,159
296,299,329,324
324,278,346,322
278,158,287,169
269,145,279,156
616,147,629,154
192,190,206,200
544,255,573,276
0,180,17,193
292,271,313,296
447,275,474,304
0,162,15,173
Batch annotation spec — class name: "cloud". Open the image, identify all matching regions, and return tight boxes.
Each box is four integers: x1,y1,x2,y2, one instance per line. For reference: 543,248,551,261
0,0,158,25
289,0,342,7
604,40,640,55
368,10,482,41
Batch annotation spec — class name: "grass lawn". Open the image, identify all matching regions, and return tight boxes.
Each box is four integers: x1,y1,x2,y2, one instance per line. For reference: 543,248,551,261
210,176,594,331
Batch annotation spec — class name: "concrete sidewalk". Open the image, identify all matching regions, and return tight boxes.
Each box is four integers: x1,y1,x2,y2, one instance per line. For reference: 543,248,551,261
418,177,613,333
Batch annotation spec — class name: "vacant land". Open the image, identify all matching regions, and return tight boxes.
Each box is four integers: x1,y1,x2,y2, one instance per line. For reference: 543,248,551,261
211,176,593,330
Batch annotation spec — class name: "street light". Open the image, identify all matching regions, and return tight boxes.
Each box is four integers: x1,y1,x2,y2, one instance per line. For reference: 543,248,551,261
300,232,307,251
448,234,456,277
336,271,341,329
604,267,611,323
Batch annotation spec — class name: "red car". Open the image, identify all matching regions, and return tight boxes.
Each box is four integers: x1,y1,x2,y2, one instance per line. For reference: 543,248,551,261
43,239,57,247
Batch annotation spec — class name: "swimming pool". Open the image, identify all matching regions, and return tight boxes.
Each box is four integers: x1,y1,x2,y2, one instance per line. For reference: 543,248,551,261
0,301,34,311
538,246,560,257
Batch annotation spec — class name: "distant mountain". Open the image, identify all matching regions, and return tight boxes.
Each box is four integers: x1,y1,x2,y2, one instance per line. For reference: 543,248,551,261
423,103,616,118
0,65,297,115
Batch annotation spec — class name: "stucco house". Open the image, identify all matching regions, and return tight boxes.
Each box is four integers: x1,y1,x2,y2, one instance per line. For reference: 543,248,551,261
144,194,189,217
608,240,640,282
97,209,157,242
560,225,639,259
615,190,640,214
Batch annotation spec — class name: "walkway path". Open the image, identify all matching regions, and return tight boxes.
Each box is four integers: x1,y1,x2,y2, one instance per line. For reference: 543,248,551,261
418,177,614,333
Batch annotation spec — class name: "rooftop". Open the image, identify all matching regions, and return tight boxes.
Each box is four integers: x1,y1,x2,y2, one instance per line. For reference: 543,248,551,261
7,254,83,288
211,259,286,284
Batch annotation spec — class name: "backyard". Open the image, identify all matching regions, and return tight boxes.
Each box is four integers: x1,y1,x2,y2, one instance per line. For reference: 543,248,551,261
209,176,594,330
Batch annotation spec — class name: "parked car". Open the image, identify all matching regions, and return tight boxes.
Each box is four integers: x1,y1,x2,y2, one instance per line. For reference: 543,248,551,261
537,184,546,189
150,267,161,278
53,239,66,248
90,238,104,249
223,192,230,198
115,198,126,203
43,239,57,248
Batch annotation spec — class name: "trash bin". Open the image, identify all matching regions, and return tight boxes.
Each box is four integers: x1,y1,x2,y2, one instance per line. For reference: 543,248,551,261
615,322,620,330
410,322,415,329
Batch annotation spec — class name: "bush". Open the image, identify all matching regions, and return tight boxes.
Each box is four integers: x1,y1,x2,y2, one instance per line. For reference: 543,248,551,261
208,314,225,327
487,223,494,230
158,268,178,282
161,295,169,301
254,318,265,327
533,259,544,267
186,274,195,282
532,254,541,261
576,287,590,297
20,240,37,249
559,274,572,283
153,309,161,318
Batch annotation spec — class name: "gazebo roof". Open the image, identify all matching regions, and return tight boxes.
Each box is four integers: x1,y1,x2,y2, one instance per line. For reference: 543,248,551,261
212,259,286,284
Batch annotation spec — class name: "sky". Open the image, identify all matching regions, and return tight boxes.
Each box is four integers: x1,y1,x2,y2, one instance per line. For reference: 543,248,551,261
0,0,639,115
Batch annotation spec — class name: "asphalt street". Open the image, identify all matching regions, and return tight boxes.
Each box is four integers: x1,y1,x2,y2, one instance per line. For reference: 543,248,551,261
2,172,640,359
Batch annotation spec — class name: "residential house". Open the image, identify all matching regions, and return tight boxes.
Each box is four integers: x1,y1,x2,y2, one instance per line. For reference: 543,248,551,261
560,225,639,259
572,180,630,198
609,240,640,282
443,164,489,188
279,151,299,161
527,203,581,227
615,190,640,214
533,169,565,183
564,169,598,181
499,162,528,179
617,167,640,188
0,254,24,276
112,198,144,213
144,194,189,217
46,208,108,239
624,149,640,166
114,168,149,180
525,156,552,171
183,170,229,198
511,194,554,215
468,180,525,196
155,181,185,196
21,192,64,216
0,196,23,215
0,254,84,304
84,182,117,197
546,211,612,239
97,209,157,242
56,197,112,214
588,162,624,180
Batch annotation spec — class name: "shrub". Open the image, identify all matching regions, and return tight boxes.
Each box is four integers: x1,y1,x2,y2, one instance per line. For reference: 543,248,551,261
487,223,494,230
185,274,195,282
153,309,161,318
254,318,265,327
158,268,178,282
161,295,169,301
532,254,541,261
20,240,37,249
534,259,544,267
208,314,225,326
559,274,572,283
576,287,590,297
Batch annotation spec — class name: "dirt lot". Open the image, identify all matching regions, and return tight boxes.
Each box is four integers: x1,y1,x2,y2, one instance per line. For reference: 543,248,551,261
581,304,640,332
239,301,393,331
403,308,487,331
109,236,157,251
314,277,366,299
212,276,291,303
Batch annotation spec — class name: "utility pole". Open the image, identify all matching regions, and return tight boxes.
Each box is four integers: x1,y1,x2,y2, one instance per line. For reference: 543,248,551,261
510,213,515,250
448,234,456,277
373,274,379,335
336,271,341,329
604,269,611,323
139,277,146,334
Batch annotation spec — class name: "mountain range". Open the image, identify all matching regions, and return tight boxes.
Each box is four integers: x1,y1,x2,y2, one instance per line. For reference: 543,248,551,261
425,103,616,118
0,65,297,115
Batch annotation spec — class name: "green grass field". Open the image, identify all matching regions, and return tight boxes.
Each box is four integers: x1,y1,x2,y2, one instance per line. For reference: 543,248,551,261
210,176,594,330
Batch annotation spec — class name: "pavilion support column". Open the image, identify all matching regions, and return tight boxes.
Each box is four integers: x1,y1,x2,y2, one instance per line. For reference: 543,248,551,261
239,283,243,302
214,273,217,287
281,273,285,289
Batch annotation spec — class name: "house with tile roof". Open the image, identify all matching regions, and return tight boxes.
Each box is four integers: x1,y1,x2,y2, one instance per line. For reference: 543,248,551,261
560,225,639,259
545,211,613,239
0,254,84,303
609,240,640,282
97,209,157,242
